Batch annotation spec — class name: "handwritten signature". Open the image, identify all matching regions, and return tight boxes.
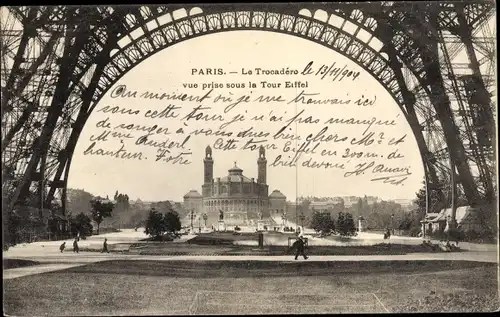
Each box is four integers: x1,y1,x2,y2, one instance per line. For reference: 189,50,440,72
343,161,411,185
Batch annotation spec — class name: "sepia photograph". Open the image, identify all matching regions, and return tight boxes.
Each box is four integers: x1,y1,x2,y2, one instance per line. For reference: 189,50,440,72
2,2,498,315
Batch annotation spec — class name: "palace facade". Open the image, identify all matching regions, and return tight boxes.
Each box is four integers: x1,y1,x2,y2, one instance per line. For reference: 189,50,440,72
183,146,287,226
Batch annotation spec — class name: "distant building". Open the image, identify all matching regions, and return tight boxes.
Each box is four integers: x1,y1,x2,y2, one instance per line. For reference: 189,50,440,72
341,196,380,207
183,190,203,216
269,190,287,215
183,146,286,227
310,198,344,213
390,199,417,211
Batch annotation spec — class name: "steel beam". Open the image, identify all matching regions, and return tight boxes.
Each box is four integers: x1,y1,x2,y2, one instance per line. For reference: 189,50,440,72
6,9,91,214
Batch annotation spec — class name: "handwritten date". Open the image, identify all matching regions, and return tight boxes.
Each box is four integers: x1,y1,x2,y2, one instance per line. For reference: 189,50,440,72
301,61,361,81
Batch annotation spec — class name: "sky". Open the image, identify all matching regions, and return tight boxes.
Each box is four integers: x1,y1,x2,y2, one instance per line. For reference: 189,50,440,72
68,30,426,202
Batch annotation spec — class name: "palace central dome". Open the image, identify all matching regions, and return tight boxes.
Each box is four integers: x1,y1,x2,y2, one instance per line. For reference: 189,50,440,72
219,162,253,183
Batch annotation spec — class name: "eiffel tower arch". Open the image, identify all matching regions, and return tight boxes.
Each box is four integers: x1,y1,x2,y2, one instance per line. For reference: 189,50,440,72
1,3,496,219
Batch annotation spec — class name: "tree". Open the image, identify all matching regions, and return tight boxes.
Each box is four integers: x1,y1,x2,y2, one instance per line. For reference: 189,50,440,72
3,209,21,250
144,208,165,238
414,180,447,213
90,198,114,235
67,188,94,216
71,212,93,237
298,199,311,225
331,202,345,220
310,211,323,233
114,192,130,213
163,210,181,234
344,213,358,237
336,212,357,237
298,211,306,228
311,211,335,235
398,209,425,236
355,198,363,215
151,200,175,214
336,212,345,235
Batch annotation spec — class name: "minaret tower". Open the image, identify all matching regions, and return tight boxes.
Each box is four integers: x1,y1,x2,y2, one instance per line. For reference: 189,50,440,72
257,146,267,184
204,145,214,184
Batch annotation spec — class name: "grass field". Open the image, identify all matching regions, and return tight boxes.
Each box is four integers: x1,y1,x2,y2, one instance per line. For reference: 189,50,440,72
4,260,498,315
129,241,459,256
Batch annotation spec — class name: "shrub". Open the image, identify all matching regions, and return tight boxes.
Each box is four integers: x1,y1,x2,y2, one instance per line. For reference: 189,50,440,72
90,198,114,235
408,225,422,237
336,212,357,237
447,228,465,242
163,210,181,233
144,208,181,239
463,229,495,243
70,212,93,237
4,211,22,249
311,211,335,235
144,208,165,238
430,227,496,244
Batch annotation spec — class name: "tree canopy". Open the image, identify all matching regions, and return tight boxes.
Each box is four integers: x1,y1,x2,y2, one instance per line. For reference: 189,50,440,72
310,211,335,235
90,198,114,234
336,212,357,237
144,207,181,239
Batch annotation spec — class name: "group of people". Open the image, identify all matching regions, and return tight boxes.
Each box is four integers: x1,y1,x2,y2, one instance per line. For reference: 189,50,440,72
422,239,459,252
59,237,110,254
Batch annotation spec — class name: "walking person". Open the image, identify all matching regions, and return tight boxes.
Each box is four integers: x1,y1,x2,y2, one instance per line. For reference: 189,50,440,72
73,238,79,253
290,236,308,260
101,238,109,253
59,241,66,253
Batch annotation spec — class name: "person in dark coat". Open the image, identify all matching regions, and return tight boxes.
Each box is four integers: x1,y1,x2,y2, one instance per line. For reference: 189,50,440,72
291,236,308,260
101,238,109,253
383,228,391,239
73,238,79,253
59,242,66,253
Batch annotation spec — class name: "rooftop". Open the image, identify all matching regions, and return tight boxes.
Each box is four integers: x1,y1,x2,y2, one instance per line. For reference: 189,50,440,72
269,190,286,199
184,190,202,199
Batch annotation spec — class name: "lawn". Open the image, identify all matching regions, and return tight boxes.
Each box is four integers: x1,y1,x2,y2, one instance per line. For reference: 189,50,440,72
4,260,498,315
130,241,463,256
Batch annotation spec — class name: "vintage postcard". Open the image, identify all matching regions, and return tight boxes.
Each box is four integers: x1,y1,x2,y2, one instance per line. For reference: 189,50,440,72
2,2,498,315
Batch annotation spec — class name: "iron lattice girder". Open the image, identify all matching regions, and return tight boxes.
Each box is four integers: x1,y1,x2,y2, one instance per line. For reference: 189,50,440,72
385,5,492,205
3,8,97,212
1,2,496,213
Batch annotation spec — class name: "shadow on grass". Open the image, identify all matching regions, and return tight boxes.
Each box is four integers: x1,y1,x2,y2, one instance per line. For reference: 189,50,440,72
3,259,41,269
187,232,260,245
54,260,496,278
